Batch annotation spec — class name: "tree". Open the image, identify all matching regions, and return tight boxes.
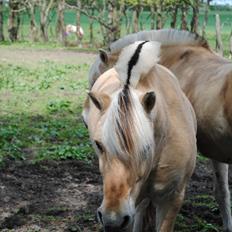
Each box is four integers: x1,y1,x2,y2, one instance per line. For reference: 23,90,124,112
56,0,66,44
170,4,178,28
66,0,124,45
38,0,55,42
230,30,232,58
106,0,123,42
76,0,82,46
25,0,38,42
8,0,21,41
0,0,4,41
202,0,212,37
156,0,164,29
149,1,156,29
130,0,142,32
180,2,188,30
190,0,200,33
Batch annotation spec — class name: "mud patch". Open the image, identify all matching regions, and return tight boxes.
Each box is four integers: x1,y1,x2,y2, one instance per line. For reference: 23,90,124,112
0,158,231,231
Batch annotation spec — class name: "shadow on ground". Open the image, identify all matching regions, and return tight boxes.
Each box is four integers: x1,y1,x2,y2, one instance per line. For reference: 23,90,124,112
1,157,231,231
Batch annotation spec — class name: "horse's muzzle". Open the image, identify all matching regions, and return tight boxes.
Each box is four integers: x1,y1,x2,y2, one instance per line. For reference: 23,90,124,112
97,208,131,231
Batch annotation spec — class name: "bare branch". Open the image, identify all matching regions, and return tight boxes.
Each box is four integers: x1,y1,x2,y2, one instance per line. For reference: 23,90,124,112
65,2,113,31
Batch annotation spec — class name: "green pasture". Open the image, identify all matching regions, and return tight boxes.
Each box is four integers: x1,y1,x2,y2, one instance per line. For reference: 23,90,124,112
0,59,92,164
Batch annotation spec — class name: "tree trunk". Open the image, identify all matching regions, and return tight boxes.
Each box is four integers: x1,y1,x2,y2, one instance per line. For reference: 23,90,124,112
202,0,210,37
100,0,107,45
139,6,144,30
170,5,178,28
40,1,48,42
107,0,120,43
230,31,232,58
150,4,155,30
123,6,130,34
215,14,223,56
156,2,163,29
39,0,54,42
89,9,94,46
8,0,19,41
76,0,82,46
0,0,4,41
57,0,66,45
181,4,188,30
191,0,199,33
132,7,139,32
28,3,38,42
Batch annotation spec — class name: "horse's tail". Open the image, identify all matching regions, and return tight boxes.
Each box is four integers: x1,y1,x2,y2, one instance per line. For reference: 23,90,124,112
115,40,160,88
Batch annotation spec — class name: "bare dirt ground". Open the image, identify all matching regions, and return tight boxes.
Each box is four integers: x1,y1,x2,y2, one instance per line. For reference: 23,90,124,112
0,47,96,65
0,48,230,232
0,158,229,232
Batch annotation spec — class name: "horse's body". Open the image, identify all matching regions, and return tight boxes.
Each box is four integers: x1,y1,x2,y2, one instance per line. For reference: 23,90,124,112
65,24,84,38
83,41,197,231
88,29,232,231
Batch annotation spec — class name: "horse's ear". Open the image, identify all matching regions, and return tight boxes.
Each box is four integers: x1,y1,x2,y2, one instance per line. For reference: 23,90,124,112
99,49,109,64
88,91,110,111
141,91,156,114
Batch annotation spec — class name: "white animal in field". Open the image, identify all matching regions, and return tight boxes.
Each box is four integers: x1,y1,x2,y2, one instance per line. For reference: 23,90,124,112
65,24,84,39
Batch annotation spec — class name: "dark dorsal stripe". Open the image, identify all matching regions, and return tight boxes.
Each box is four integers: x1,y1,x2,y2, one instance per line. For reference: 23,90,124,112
117,41,148,153
126,41,148,86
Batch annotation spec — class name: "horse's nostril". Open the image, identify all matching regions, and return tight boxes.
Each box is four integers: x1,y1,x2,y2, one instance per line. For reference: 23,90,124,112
97,210,103,225
121,215,130,229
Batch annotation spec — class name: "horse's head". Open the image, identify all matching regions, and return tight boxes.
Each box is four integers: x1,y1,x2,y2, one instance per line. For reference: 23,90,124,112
83,41,160,231
84,71,156,231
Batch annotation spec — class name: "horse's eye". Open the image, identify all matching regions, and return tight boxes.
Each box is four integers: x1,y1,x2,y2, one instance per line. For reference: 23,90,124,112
95,140,104,153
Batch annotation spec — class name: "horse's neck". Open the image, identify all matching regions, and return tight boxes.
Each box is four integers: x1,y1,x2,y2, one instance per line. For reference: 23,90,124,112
160,44,231,68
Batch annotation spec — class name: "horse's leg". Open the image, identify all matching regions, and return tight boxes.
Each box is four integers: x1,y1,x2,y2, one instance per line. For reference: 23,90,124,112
211,160,232,232
133,209,145,232
132,199,150,232
155,188,185,232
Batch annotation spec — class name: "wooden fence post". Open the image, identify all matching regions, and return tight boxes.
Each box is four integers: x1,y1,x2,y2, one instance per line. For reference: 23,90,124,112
230,33,232,59
215,14,223,56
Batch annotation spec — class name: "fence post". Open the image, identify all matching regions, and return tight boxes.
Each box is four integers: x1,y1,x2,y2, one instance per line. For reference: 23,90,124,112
215,14,223,56
230,30,232,59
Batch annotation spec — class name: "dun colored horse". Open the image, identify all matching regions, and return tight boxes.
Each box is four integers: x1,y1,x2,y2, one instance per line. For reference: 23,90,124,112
88,29,232,232
83,41,197,231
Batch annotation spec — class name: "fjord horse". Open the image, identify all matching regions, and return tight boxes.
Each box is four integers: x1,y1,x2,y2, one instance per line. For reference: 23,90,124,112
65,24,84,40
83,41,197,231
88,29,232,232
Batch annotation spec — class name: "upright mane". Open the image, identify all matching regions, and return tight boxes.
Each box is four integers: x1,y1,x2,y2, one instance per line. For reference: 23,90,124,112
102,41,160,172
88,29,210,88
110,29,209,53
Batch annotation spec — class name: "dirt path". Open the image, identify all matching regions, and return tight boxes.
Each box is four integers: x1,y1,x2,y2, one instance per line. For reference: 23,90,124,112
0,160,102,232
0,48,96,65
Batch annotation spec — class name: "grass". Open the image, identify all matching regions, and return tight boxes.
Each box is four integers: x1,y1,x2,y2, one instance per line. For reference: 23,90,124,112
0,60,93,163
